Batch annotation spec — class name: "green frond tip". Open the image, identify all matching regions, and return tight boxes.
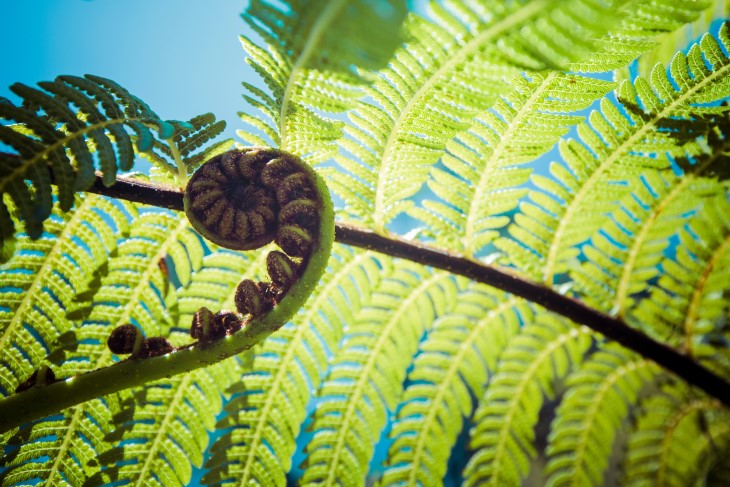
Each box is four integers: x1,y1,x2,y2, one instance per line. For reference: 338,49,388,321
0,74,193,251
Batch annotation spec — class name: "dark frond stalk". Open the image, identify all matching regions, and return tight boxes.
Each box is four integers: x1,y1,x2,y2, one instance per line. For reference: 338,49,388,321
79,174,730,406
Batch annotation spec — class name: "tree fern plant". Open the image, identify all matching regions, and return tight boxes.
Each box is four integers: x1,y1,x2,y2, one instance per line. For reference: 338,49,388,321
2,0,730,486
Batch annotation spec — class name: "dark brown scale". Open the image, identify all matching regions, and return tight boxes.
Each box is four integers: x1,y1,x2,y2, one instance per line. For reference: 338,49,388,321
277,172,315,205
216,311,244,335
190,307,215,340
191,307,244,341
240,149,279,180
280,200,319,232
267,250,298,290
234,279,273,318
15,366,57,393
276,225,313,258
260,157,299,188
107,324,143,355
140,337,175,358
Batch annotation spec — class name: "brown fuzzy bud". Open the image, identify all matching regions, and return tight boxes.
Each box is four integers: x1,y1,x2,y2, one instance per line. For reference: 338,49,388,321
107,324,143,355
215,311,244,335
276,225,313,258
15,365,56,393
260,157,298,188
190,307,215,340
140,337,175,358
279,199,319,232
235,279,273,317
267,250,297,290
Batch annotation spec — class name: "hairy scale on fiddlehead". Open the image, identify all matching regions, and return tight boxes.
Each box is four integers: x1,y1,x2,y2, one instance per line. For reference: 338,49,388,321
0,146,334,433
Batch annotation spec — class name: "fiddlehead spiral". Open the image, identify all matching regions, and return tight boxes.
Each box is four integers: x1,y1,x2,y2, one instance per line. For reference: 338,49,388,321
183,147,328,339
1,146,334,432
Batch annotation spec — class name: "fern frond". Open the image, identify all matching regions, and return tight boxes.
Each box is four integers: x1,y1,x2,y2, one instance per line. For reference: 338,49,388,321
201,246,385,487
624,381,730,486
409,72,614,256
141,112,231,186
237,0,406,160
380,289,530,486
86,363,238,487
327,0,638,231
496,25,730,284
463,314,593,487
0,391,126,486
613,0,723,82
0,75,177,243
0,194,131,396
569,0,713,72
629,184,730,375
545,343,662,487
301,265,457,485
0,206,205,485
572,114,730,315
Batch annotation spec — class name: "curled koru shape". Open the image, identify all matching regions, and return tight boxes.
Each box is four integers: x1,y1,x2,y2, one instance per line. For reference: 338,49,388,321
184,148,328,340
184,148,320,255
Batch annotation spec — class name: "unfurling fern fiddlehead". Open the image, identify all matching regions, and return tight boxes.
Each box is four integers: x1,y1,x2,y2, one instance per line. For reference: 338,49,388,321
0,147,334,433
184,148,322,330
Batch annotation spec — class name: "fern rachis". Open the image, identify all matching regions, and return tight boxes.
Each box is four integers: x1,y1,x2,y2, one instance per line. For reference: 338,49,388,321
3,1,730,486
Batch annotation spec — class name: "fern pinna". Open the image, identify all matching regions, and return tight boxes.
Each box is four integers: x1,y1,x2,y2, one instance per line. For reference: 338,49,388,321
2,0,730,486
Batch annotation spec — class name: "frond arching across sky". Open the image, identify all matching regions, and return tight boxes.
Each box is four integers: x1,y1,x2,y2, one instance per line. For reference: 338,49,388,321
3,1,730,486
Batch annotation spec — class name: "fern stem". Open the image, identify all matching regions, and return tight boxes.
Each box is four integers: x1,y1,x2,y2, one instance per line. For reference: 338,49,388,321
658,398,722,485
0,165,335,433
166,137,188,187
75,174,730,409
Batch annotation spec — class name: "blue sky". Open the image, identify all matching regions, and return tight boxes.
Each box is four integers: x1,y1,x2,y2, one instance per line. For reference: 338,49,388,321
2,1,252,141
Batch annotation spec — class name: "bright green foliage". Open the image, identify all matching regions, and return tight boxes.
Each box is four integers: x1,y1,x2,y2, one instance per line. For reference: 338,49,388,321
630,184,730,376
2,1,730,486
0,75,177,244
380,289,530,486
464,315,593,487
0,194,131,397
496,25,730,283
624,382,730,486
202,246,386,486
237,0,407,160
573,114,730,319
301,264,457,484
325,0,642,231
409,72,615,256
545,344,662,486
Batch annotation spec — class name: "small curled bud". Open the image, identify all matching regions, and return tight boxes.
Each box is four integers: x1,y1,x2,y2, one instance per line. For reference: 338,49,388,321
108,324,144,355
276,225,313,257
235,279,273,317
140,337,175,358
190,307,215,340
215,311,244,335
191,307,244,341
15,365,57,393
267,250,298,290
